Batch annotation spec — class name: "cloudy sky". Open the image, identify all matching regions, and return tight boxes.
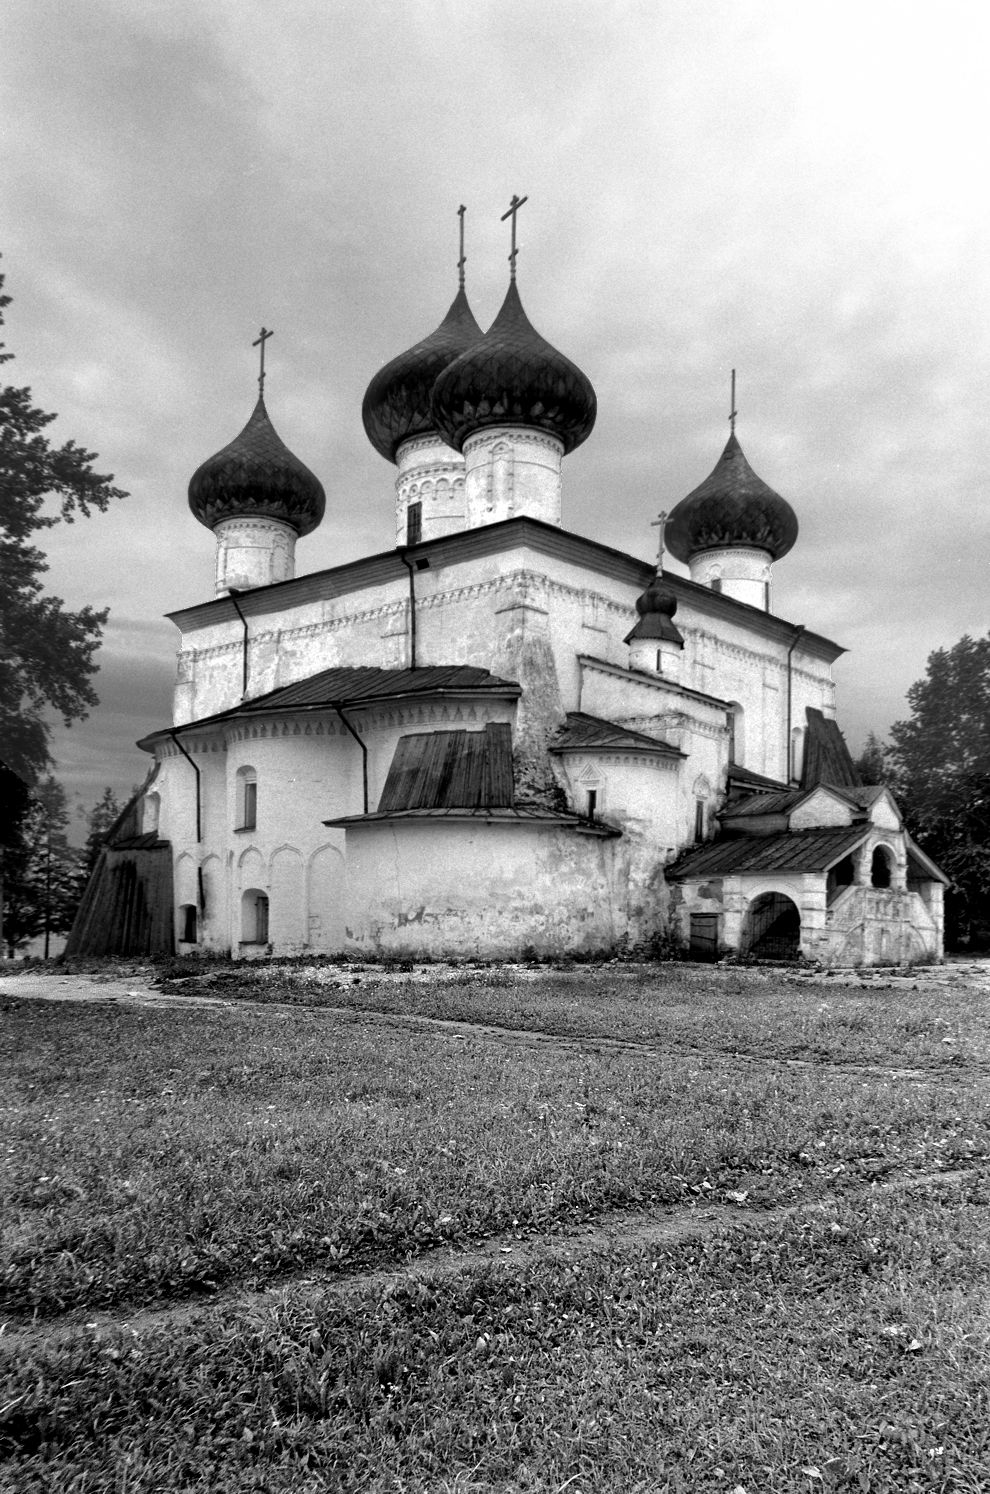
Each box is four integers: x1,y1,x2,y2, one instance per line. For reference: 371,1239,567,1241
4,0,988,827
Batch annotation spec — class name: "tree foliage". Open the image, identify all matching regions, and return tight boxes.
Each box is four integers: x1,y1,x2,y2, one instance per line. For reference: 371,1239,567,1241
1,776,86,956
853,730,888,786
0,261,127,785
888,632,990,945
81,785,123,876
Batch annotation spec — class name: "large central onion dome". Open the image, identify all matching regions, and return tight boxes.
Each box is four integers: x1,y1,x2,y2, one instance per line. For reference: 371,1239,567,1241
362,286,483,462
429,280,597,455
188,397,325,537
665,432,797,563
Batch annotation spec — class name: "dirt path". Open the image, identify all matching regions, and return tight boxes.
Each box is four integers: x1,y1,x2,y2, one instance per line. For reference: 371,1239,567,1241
3,967,986,1085
1,1163,976,1356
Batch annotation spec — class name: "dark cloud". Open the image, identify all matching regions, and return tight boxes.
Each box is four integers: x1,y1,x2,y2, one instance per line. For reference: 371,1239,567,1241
5,0,988,815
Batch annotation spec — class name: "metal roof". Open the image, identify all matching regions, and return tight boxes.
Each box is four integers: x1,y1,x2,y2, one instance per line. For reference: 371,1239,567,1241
721,789,806,819
324,805,619,834
727,765,790,793
138,665,520,748
549,711,684,756
668,826,869,880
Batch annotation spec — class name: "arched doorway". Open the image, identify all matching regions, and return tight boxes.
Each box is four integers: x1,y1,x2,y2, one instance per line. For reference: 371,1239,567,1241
744,892,801,960
241,889,269,945
871,846,894,889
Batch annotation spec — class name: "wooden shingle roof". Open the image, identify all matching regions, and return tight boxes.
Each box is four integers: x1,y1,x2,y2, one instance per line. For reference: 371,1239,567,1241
667,826,869,880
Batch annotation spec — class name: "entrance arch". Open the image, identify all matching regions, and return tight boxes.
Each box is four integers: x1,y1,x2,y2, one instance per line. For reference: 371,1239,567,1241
743,892,801,960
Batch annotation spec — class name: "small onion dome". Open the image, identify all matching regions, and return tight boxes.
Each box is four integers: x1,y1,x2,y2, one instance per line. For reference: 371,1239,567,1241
361,286,483,463
188,397,325,537
665,432,798,564
429,280,597,455
624,574,683,644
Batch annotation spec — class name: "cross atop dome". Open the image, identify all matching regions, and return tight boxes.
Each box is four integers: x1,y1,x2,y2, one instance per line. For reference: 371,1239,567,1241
253,326,274,397
501,193,528,281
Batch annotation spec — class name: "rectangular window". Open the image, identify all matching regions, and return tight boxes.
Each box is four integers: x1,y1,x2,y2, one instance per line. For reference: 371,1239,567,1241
711,577,722,594
763,581,770,612
406,501,422,546
180,904,198,943
242,779,257,831
586,789,597,822
694,799,705,841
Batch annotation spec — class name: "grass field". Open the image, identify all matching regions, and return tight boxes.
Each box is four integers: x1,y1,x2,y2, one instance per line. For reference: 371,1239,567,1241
2,961,989,1492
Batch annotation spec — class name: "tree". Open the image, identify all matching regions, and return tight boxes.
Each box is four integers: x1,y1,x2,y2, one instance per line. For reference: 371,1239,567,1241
853,730,888,786
1,776,86,957
0,260,127,787
80,785,123,876
887,633,990,947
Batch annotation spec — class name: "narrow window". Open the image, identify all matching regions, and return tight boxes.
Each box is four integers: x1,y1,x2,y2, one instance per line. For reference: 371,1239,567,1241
727,704,744,767
406,501,422,546
586,789,597,822
236,767,258,831
711,577,722,594
762,581,770,612
694,799,705,841
180,904,198,943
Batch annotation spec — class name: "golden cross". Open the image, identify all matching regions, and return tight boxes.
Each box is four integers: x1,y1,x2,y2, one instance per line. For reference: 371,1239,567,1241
651,509,669,571
457,204,467,288
500,193,529,280
253,326,274,396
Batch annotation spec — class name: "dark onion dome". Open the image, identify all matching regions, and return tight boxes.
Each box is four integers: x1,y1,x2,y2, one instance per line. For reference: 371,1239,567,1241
665,432,798,563
361,286,483,463
624,574,683,644
188,397,325,537
429,280,597,455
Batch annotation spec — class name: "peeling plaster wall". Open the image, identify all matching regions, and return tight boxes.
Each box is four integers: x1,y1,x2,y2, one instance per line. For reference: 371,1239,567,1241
342,821,662,958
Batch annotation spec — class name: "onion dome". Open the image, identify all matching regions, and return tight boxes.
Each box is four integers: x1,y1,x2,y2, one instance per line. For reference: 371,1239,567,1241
665,432,798,563
429,280,597,455
362,286,483,462
624,574,683,644
188,397,325,537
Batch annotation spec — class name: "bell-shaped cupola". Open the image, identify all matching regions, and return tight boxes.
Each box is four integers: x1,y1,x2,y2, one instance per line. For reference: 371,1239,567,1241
624,567,684,678
429,196,596,530
665,384,797,610
362,209,483,545
189,334,325,595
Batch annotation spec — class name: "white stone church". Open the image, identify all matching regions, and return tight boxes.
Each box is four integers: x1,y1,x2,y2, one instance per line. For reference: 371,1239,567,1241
68,221,947,965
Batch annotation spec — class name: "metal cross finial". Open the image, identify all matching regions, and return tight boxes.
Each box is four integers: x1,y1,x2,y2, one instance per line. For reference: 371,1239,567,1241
253,327,274,396
729,367,737,435
500,193,529,280
651,509,669,572
457,204,467,288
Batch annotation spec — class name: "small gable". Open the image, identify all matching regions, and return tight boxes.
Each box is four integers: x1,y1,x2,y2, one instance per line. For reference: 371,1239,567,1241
788,786,855,830
867,788,901,831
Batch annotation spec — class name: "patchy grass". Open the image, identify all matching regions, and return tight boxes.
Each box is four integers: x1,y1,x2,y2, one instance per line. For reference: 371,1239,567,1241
2,1174,988,1492
3,994,988,1319
156,960,990,1070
